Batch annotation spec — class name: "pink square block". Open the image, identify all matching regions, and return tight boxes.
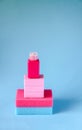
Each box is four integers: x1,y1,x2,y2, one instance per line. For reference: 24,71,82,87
24,91,44,98
24,86,44,92
24,75,44,97
24,74,44,87
24,87,44,97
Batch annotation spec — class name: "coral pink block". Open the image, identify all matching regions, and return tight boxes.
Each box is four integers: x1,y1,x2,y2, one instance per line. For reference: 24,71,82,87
16,89,53,107
28,59,40,78
24,91,44,98
24,75,44,97
24,86,44,92
24,87,44,98
24,74,44,87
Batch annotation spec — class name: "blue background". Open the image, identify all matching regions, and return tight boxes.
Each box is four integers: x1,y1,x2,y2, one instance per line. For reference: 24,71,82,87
0,0,82,129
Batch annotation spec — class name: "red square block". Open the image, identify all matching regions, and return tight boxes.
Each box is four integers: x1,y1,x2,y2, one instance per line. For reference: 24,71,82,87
16,89,53,107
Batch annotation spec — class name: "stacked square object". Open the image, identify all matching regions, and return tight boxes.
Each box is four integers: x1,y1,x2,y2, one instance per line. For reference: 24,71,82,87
15,52,53,115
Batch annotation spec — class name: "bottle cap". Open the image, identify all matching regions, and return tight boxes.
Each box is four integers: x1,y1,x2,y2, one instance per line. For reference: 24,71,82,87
29,52,38,60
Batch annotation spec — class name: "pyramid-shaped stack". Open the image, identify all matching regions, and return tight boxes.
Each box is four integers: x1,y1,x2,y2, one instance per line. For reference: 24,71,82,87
15,52,53,115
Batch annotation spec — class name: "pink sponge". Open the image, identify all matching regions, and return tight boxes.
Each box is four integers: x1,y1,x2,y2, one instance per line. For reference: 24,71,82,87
16,89,53,107
24,74,44,98
24,75,44,87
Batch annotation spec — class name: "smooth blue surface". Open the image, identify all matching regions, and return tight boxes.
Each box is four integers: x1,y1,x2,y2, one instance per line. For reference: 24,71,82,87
16,107,52,115
0,0,82,130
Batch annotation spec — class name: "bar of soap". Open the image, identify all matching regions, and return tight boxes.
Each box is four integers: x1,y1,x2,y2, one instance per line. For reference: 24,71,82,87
24,74,44,98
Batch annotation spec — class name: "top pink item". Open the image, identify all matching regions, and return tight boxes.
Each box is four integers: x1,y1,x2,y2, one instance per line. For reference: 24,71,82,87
28,52,40,78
